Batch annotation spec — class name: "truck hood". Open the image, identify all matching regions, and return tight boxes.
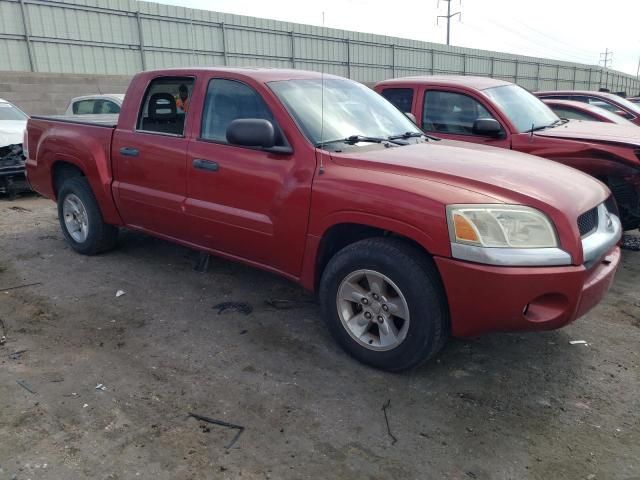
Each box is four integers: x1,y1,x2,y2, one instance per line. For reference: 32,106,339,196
534,120,640,147
330,140,609,220
0,120,27,147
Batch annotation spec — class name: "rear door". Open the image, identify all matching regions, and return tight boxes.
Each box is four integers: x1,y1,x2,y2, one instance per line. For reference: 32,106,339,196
185,76,313,276
111,76,195,240
419,88,511,148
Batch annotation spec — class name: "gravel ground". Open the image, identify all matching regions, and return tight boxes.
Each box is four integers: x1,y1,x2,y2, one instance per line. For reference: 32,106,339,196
0,196,638,480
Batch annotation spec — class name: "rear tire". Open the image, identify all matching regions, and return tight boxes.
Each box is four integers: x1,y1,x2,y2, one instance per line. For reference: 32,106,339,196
319,238,449,372
57,177,118,255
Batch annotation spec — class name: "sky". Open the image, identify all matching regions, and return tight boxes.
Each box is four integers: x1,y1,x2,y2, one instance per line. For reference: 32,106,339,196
154,0,640,76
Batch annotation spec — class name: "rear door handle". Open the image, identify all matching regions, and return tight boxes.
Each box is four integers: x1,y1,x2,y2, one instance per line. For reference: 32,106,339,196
119,147,139,157
192,159,219,172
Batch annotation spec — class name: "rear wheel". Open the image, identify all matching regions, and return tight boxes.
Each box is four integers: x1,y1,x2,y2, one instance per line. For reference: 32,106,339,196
57,177,118,255
319,238,449,372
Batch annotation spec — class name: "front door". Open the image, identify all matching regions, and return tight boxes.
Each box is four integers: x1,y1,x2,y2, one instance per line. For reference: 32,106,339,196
185,77,314,276
112,76,195,240
420,89,511,148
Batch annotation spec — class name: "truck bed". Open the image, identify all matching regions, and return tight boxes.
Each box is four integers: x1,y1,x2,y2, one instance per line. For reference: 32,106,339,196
30,114,119,128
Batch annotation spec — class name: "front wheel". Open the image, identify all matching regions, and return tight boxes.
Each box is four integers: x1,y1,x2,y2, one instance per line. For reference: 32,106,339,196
57,177,118,255
319,238,449,372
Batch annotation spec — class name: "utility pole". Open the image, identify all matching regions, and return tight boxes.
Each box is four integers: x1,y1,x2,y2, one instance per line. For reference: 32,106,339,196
437,0,460,46
599,48,612,90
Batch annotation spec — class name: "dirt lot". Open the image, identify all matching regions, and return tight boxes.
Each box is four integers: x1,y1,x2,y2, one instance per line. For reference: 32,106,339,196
0,196,638,480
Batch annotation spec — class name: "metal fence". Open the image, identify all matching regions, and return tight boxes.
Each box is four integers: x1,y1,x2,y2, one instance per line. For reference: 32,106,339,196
1,0,639,94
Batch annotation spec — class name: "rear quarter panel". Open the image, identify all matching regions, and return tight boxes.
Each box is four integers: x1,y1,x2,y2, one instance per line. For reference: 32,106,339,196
25,118,123,225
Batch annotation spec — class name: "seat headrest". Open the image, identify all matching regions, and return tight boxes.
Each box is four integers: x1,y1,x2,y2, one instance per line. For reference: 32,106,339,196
149,93,177,121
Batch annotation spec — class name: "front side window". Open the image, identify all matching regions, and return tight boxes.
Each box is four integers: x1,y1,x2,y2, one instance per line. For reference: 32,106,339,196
423,90,495,135
269,78,420,146
200,79,284,145
484,84,558,133
381,88,414,114
137,77,194,136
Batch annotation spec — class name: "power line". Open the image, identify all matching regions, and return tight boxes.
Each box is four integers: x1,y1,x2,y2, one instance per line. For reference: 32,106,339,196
600,48,613,89
600,48,613,69
437,0,461,46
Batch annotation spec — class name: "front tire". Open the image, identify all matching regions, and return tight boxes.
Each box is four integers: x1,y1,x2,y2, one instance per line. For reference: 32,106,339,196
319,238,449,372
57,177,118,255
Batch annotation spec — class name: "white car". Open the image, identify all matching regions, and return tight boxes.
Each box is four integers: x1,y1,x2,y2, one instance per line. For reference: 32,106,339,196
64,94,124,115
0,98,29,197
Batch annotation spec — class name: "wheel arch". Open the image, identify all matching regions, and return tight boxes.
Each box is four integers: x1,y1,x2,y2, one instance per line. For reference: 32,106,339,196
304,213,442,292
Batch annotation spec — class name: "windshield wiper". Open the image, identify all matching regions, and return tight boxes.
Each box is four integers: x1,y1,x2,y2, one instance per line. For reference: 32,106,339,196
548,118,568,127
316,135,404,147
527,118,569,133
388,131,441,141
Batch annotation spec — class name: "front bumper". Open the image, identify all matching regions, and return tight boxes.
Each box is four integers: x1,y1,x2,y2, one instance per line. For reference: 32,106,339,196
435,245,620,337
0,143,29,196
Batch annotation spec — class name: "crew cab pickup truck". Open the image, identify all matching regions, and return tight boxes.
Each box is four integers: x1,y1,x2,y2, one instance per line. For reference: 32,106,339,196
26,68,621,371
375,76,640,230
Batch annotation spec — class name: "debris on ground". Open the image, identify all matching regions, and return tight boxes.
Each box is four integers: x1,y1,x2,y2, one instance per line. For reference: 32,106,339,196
9,205,31,212
0,282,42,292
194,252,211,272
621,234,640,251
188,412,245,449
0,317,6,345
16,379,36,394
265,298,314,310
8,349,27,360
382,399,398,445
213,302,253,316
569,340,589,346
115,290,126,298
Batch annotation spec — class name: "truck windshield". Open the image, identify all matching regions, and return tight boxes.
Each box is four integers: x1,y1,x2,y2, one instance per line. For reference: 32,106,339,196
605,94,640,116
0,103,28,121
269,78,421,146
484,85,558,133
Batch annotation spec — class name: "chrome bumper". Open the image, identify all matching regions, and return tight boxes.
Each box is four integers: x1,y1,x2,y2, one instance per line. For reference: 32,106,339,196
582,203,622,268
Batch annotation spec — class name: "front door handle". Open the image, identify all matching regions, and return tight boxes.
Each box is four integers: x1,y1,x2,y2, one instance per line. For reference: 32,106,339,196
192,159,219,172
119,147,139,157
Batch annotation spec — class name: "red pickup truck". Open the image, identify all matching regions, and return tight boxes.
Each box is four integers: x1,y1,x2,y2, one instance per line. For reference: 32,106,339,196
375,76,640,230
26,68,621,371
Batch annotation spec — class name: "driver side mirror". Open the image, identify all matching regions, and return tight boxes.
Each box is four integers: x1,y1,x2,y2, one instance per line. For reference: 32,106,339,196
472,118,504,138
227,118,276,148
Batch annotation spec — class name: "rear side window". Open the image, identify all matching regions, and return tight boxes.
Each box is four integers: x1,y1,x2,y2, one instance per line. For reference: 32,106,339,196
137,77,194,136
98,100,120,114
201,78,286,146
73,100,96,114
423,90,495,135
73,99,120,114
380,88,414,113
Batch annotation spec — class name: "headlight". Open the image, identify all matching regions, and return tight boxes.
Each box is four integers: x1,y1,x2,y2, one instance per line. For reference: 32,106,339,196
446,205,558,248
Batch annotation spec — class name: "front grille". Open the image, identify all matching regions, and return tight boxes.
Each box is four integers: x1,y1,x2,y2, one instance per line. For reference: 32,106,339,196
577,207,598,237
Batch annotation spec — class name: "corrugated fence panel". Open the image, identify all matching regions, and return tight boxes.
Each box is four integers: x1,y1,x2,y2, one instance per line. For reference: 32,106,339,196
0,39,31,71
0,0,638,94
396,48,431,71
0,0,24,35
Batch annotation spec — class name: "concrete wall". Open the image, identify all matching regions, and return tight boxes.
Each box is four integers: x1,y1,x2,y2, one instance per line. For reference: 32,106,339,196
0,71,131,115
1,0,639,95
